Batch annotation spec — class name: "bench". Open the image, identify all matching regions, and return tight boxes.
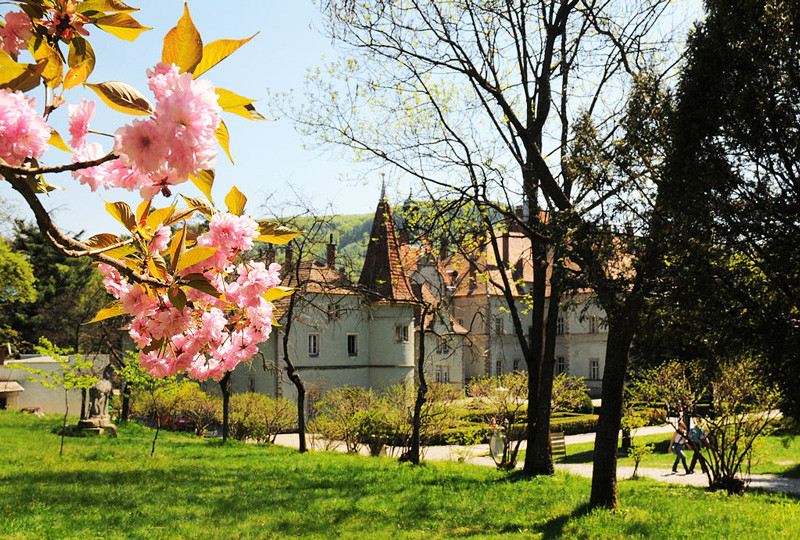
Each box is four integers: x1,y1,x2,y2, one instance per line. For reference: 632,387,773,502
550,431,566,461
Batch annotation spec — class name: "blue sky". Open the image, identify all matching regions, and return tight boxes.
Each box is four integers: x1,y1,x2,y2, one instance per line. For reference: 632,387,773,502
2,1,702,238
1,0,381,237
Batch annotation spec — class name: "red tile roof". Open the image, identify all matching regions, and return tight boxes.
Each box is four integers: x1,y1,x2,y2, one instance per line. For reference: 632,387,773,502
358,200,416,302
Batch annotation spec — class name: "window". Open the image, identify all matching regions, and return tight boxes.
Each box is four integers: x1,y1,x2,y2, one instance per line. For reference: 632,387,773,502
308,334,319,357
513,359,520,372
556,316,565,335
590,358,600,379
347,334,358,357
436,336,450,354
395,325,409,343
555,356,567,375
435,365,450,383
457,318,464,328
327,303,340,322
494,315,504,335
589,315,600,334
496,360,503,376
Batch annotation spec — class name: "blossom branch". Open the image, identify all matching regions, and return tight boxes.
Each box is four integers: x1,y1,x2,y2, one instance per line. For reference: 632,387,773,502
0,152,118,175
2,169,166,288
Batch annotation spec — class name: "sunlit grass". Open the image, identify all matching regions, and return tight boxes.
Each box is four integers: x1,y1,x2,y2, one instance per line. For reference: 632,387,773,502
558,432,800,477
1,411,798,539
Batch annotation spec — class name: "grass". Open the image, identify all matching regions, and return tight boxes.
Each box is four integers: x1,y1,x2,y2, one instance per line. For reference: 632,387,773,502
558,432,800,477
2,410,799,539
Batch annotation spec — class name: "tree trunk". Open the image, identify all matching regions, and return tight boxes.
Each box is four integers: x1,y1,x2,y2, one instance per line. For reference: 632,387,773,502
523,248,549,476
120,383,130,422
407,305,429,464
220,372,231,443
589,317,636,509
285,364,307,453
529,285,561,475
80,388,87,420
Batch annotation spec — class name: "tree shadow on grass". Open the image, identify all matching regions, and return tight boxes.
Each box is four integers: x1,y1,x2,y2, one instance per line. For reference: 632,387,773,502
540,502,592,539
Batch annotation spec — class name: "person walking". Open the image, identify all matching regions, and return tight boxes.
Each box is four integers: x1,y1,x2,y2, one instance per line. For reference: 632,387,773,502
669,421,690,474
688,422,708,474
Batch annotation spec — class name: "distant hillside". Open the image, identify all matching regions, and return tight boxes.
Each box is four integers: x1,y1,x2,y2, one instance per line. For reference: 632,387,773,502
261,213,374,278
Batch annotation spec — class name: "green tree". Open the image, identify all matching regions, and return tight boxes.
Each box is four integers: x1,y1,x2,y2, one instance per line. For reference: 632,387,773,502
668,0,800,418
5,222,120,356
297,2,687,509
21,338,98,457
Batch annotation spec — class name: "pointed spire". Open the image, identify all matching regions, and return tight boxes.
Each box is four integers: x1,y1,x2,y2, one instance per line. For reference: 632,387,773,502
380,174,386,201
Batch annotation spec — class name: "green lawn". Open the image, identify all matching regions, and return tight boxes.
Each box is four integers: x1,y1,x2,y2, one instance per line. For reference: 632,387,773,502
558,432,800,477
1,411,798,539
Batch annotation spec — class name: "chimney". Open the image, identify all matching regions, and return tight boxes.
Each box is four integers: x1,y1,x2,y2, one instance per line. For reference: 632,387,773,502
502,231,509,265
326,234,336,269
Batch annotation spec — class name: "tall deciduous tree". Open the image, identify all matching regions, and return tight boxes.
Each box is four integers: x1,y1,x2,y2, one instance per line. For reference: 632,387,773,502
298,0,687,506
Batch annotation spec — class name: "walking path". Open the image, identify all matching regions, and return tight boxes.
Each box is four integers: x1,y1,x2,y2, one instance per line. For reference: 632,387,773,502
273,424,800,496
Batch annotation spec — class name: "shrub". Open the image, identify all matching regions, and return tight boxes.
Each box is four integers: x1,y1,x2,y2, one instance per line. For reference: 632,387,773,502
228,393,297,443
311,387,378,452
551,373,591,413
176,383,221,436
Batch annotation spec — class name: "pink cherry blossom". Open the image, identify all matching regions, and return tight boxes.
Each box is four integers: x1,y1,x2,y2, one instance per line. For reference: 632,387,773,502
114,118,165,173
0,89,51,166
148,224,170,255
67,99,95,148
146,63,181,102
71,142,108,190
121,284,158,318
128,318,153,349
0,11,33,56
197,212,259,257
98,263,130,298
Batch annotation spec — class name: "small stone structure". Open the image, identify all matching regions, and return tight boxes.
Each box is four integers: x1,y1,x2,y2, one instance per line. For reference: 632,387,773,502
77,376,117,437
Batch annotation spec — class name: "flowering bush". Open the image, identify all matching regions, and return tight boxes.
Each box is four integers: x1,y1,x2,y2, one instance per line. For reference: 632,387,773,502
0,2,298,381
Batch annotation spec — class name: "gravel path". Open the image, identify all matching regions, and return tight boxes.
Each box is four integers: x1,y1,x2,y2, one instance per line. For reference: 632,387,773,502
274,425,800,496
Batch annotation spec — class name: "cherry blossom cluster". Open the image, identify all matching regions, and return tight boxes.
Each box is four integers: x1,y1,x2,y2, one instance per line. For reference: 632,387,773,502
99,212,282,381
0,89,51,166
70,63,222,199
0,10,33,56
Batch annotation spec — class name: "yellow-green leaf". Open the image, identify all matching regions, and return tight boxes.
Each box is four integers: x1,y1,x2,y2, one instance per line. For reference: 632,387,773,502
103,245,137,259
68,37,96,72
146,204,176,229
78,0,138,13
63,59,91,90
176,246,218,273
262,286,295,302
190,169,215,203
180,194,214,217
105,200,137,231
169,224,187,272
88,81,154,115
223,102,268,121
0,51,46,92
33,41,63,88
85,233,121,249
214,120,233,163
193,34,257,78
256,221,302,245
164,207,199,226
162,3,202,74
225,186,246,216
148,254,168,278
136,199,151,224
86,300,125,324
49,129,71,152
96,13,151,41
215,87,254,109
